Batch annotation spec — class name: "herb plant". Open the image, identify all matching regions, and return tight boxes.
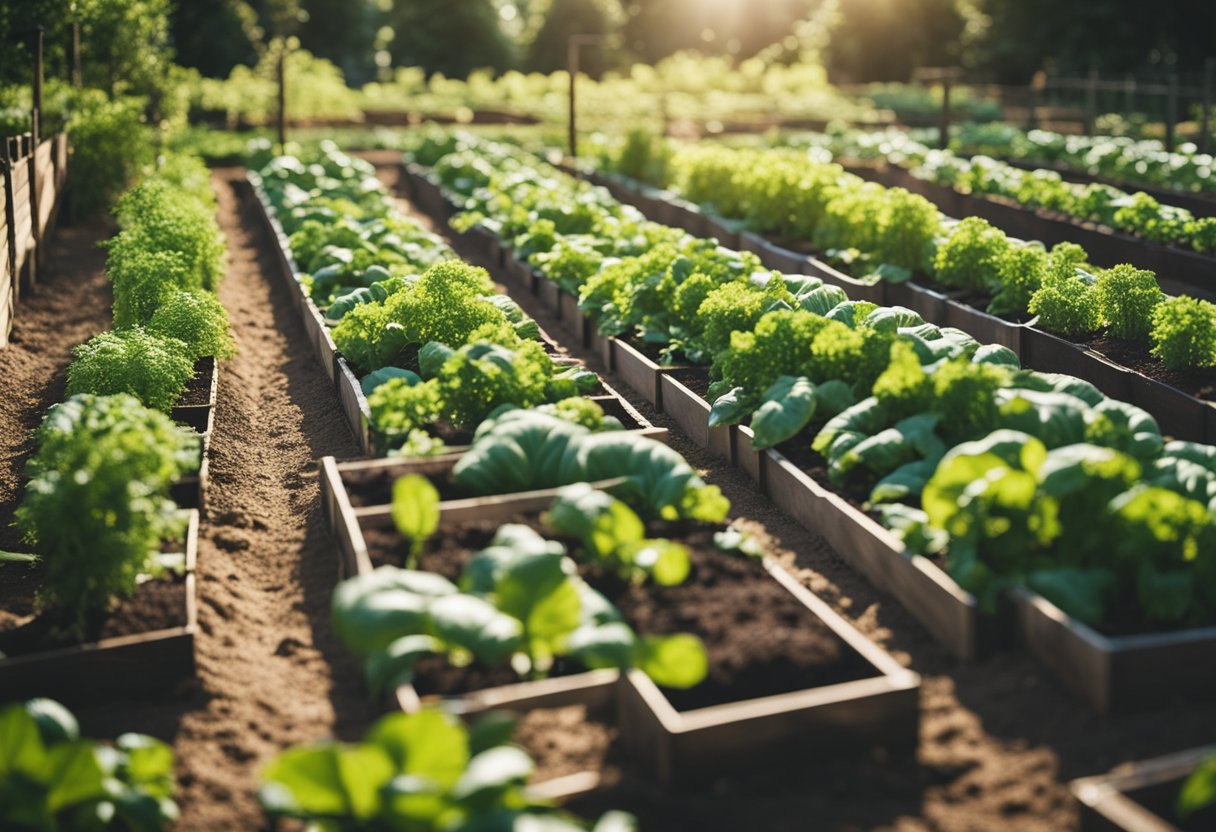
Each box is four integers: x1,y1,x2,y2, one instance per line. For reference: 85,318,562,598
1150,296,1216,370
66,329,196,413
147,290,236,361
1093,264,1164,341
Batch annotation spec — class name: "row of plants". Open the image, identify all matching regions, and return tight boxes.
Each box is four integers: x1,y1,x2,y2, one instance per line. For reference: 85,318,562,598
951,122,1216,196
786,127,1216,254
591,130,1216,371
0,153,232,645
252,141,641,458
406,131,1216,638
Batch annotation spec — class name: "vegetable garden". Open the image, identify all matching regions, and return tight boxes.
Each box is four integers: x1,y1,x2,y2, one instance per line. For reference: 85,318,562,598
4,8,1216,829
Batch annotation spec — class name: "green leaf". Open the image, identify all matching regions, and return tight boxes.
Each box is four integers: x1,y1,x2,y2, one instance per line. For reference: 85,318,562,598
0,704,50,781
972,343,1020,367
1026,568,1115,627
259,743,394,819
1137,564,1194,623
750,376,816,450
418,341,456,379
368,710,469,790
634,633,708,689
629,540,690,586
392,474,440,560
467,712,517,757
361,367,421,397
0,551,37,564
24,699,78,744
44,741,107,813
428,594,524,667
365,635,440,694
381,774,450,826
117,734,175,795
451,746,534,805
1179,758,1216,820
707,386,747,428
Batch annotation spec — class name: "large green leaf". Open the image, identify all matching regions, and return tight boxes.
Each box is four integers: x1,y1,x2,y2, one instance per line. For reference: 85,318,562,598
392,474,440,561
707,386,747,428
0,705,50,782
368,710,469,789
361,367,421,397
749,376,816,450
44,742,106,813
259,743,395,819
1026,567,1115,627
450,746,534,806
634,634,709,689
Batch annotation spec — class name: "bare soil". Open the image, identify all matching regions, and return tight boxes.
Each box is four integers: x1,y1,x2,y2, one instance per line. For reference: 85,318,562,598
371,157,1216,831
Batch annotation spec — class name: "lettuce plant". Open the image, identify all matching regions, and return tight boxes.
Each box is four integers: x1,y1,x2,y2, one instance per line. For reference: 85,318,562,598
1150,296,1216,370
1028,272,1101,336
0,699,178,831
1093,264,1164,341
261,708,636,832
331,525,707,692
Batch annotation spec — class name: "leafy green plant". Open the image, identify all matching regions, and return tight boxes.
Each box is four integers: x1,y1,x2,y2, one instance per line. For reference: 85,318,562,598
110,179,225,292
543,484,691,585
331,525,707,692
391,475,441,567
107,248,196,329
452,412,729,523
146,290,236,361
1093,264,1164,341
933,216,1012,294
66,329,196,413
260,707,635,832
1179,755,1216,822
1150,296,1216,370
1028,272,1101,336
0,698,178,832
18,395,198,632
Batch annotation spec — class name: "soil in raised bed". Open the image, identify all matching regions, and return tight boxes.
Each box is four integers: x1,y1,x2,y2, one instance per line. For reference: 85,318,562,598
176,357,216,407
1080,333,1216,402
598,535,873,712
515,703,618,784
342,464,465,508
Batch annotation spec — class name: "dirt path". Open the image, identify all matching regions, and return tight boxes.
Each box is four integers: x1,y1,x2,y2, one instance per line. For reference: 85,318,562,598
0,219,115,552
370,157,1216,831
75,169,378,829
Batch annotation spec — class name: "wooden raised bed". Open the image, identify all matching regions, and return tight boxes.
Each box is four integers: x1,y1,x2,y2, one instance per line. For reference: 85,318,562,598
588,166,1216,444
0,510,200,705
170,355,219,512
318,454,625,714
335,352,667,458
1071,745,1216,832
615,559,919,787
857,163,1216,302
1015,590,1216,714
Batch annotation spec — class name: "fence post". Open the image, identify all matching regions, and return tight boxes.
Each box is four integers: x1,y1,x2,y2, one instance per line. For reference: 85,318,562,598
939,75,952,148
32,26,44,145
1201,58,1214,154
276,44,287,152
1084,67,1099,135
71,21,81,86
567,39,579,158
1166,73,1179,152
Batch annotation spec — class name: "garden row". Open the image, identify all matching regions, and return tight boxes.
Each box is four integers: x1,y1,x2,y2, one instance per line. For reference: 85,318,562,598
786,127,1216,292
0,154,236,830
953,122,1216,202
401,130,1216,717
0,131,69,347
239,141,922,824
588,130,1216,446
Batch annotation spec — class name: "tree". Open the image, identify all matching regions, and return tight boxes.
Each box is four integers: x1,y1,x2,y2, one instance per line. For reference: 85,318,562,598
389,0,515,78
523,0,624,77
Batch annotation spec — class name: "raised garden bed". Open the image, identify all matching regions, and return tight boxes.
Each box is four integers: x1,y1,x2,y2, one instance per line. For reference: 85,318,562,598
586,166,1216,444
170,355,219,512
1015,590,1216,714
856,163,1216,302
0,509,199,705
615,556,919,786
1071,745,1216,831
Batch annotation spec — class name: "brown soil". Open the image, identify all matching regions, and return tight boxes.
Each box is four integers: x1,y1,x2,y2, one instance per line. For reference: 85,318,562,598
342,463,464,508
516,704,618,783
176,357,216,407
384,163,1216,831
1080,332,1216,401
601,539,871,712
71,169,380,830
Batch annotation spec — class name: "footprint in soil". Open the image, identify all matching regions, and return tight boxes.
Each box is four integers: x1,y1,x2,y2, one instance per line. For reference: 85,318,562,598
274,637,307,657
212,510,250,529
220,743,257,763
212,529,251,552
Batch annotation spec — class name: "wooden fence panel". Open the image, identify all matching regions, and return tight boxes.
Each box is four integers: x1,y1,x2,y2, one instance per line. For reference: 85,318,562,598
10,163,32,278
35,139,54,232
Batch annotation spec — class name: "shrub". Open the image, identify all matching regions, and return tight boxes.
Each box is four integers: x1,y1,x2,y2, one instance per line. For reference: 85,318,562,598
147,290,236,361
1150,296,1216,370
67,328,196,412
19,394,198,631
1028,272,1101,336
63,91,156,218
1093,264,1164,341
